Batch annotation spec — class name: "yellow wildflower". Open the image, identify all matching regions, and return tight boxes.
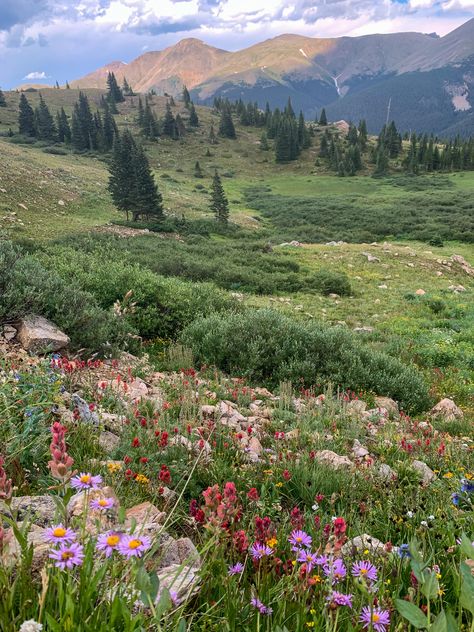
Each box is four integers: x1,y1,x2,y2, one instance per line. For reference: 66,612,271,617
107,462,122,473
135,473,149,484
267,537,278,548
276,482,283,488
306,623,315,628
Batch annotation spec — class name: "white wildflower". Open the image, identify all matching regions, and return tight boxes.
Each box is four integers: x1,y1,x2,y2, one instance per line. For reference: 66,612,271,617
406,511,414,518
420,520,428,527
19,621,43,632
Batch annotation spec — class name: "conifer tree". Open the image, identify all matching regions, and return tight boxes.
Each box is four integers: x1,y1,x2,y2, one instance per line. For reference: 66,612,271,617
284,97,295,118
56,108,71,143
188,102,199,127
19,93,36,136
0,88,6,107
162,102,178,139
66,81,70,89
35,95,57,141
175,114,186,138
102,102,117,150
260,132,269,151
319,108,328,125
122,77,134,96
106,72,124,104
194,161,203,178
55,81,60,89
108,130,163,221
137,97,145,128
182,85,191,107
208,124,218,145
218,106,236,139
347,124,358,146
319,130,329,158
210,170,229,224
373,146,389,177
358,119,368,150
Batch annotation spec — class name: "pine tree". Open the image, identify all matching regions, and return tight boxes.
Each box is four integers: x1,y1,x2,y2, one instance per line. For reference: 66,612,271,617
182,85,191,107
122,77,134,96
0,88,7,107
175,114,186,138
188,103,199,127
194,161,203,178
162,102,178,139
319,108,328,126
208,124,217,145
35,95,57,141
56,108,71,143
284,97,295,118
218,107,236,139
102,102,117,150
373,146,389,177
55,81,60,89
169,96,176,107
319,131,329,158
260,132,269,151
107,72,124,106
66,81,70,89
108,130,163,221
347,124,358,146
358,119,368,150
210,170,229,224
72,92,96,150
18,93,36,136
137,97,145,128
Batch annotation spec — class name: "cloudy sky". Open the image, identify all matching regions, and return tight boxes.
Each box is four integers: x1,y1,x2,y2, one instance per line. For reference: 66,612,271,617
1,0,473,88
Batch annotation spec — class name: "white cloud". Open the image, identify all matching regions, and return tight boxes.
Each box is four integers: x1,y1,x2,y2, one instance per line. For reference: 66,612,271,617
23,70,49,79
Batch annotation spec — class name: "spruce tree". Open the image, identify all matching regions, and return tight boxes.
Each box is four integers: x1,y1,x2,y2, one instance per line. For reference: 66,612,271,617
194,161,203,178
175,114,186,138
188,102,199,127
102,102,117,150
319,131,329,158
182,85,191,107
56,108,71,144
319,108,328,126
260,132,269,151
210,170,229,224
66,81,70,89
218,107,236,139
162,102,178,139
0,89,6,107
122,77,134,96
373,146,389,177
35,95,57,141
106,72,124,104
131,144,163,220
208,124,217,145
358,119,368,150
18,93,36,137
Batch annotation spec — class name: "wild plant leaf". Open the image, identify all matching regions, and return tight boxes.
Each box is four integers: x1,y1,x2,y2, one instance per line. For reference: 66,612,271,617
395,599,429,629
460,562,474,614
430,610,447,632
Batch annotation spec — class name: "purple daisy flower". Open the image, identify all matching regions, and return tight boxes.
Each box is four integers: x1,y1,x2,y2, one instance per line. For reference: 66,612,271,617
288,529,312,551
352,560,378,583
117,534,151,558
70,473,102,491
49,542,84,570
90,497,115,511
250,597,272,615
249,542,273,560
327,592,353,608
323,558,347,584
96,531,122,557
297,550,320,573
228,562,244,575
359,606,390,632
44,524,77,544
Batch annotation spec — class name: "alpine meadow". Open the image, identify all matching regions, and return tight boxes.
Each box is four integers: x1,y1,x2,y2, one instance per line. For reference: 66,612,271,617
0,7,474,632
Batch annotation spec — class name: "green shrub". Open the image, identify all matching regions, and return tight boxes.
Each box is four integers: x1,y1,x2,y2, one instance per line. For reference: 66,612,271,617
181,308,431,413
0,240,134,354
309,269,352,296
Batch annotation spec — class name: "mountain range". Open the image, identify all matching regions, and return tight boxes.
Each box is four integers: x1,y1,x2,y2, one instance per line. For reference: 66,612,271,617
71,19,474,136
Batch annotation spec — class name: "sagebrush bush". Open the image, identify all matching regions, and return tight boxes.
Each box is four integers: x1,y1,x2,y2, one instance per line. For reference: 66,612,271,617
182,309,431,412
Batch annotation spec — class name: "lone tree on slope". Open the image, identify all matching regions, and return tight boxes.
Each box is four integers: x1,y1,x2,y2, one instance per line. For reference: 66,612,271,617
210,170,229,224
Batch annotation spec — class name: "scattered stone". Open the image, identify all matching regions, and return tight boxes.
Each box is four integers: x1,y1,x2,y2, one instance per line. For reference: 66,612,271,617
451,254,474,276
1,324,17,342
353,326,374,334
72,393,100,426
378,284,388,289
155,563,200,603
362,252,380,263
376,463,398,482
254,387,273,398
2,524,49,572
1,495,57,527
346,400,367,416
412,460,436,486
99,430,121,453
67,486,120,532
374,396,399,417
100,412,127,433
16,315,70,354
415,289,426,295
314,450,353,470
200,405,216,417
286,428,300,440
448,284,466,293
430,398,463,422
342,534,386,557
124,502,166,531
248,436,263,456
352,440,369,459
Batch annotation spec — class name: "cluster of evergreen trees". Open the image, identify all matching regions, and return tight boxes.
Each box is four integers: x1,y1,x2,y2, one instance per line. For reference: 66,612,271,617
0,89,6,107
17,91,118,152
135,88,199,141
319,120,367,176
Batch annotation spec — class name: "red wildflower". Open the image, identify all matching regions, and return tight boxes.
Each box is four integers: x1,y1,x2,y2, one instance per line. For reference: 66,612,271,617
247,487,259,501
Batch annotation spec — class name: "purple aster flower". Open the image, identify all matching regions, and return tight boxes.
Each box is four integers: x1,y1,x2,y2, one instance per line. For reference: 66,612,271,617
288,529,312,551
315,554,328,566
323,558,347,584
250,542,273,560
44,524,77,544
228,562,244,575
49,542,84,570
327,591,353,608
352,560,378,583
90,497,115,511
96,531,122,557
297,549,320,573
70,472,102,491
360,606,390,632
117,534,151,558
250,597,272,615
169,590,182,606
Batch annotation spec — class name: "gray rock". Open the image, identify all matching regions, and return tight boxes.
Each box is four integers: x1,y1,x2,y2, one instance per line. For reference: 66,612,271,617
412,460,436,486
376,463,397,482
430,398,463,422
352,440,369,459
2,324,17,342
72,393,100,426
99,431,121,453
374,396,399,417
314,450,353,470
342,534,386,557
155,564,200,603
16,315,70,354
1,495,57,527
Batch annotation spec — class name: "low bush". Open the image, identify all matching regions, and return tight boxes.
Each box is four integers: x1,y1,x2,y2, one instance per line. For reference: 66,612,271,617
182,308,431,413
309,269,352,296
